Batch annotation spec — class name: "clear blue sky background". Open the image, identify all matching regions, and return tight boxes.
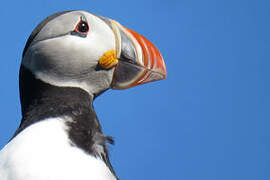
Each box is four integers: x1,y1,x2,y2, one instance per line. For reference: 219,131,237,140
0,0,269,179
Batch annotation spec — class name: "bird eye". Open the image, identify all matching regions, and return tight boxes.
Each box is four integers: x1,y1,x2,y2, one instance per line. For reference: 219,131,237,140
75,20,89,34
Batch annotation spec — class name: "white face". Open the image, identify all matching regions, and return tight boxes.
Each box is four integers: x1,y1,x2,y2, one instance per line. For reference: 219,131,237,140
22,11,116,96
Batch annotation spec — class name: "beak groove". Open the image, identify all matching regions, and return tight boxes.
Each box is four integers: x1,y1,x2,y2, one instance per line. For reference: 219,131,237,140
125,27,167,79
108,19,167,89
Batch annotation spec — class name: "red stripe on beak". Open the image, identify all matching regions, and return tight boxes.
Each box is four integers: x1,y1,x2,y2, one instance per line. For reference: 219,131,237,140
110,20,166,89
125,27,167,83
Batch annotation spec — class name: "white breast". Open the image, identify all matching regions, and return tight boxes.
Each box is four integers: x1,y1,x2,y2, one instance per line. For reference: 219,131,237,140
0,117,116,180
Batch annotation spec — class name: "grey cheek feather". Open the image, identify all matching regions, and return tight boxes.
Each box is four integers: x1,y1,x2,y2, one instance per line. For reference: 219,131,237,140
22,42,115,97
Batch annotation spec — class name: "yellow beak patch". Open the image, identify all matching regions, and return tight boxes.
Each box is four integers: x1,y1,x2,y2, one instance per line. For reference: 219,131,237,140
98,50,118,69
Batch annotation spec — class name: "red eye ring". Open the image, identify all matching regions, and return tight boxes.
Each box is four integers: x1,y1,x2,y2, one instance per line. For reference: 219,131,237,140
75,20,89,34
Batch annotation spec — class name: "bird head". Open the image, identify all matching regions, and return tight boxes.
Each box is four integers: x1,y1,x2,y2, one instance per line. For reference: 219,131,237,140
21,10,166,97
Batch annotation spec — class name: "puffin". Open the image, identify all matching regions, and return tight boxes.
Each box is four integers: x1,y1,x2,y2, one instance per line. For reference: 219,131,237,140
0,10,166,180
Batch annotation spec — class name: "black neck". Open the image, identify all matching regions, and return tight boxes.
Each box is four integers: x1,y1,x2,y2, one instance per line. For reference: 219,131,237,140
17,65,117,178
18,65,98,132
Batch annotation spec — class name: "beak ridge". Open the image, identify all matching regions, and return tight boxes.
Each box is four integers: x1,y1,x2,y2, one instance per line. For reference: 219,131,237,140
108,19,166,89
125,27,167,82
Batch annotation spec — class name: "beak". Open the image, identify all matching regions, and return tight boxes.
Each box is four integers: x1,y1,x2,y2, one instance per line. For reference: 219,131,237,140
107,19,167,89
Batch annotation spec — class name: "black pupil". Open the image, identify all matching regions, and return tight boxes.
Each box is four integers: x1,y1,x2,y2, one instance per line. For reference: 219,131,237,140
78,21,89,33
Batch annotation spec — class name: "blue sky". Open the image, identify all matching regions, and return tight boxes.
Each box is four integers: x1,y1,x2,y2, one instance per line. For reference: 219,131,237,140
0,0,269,179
